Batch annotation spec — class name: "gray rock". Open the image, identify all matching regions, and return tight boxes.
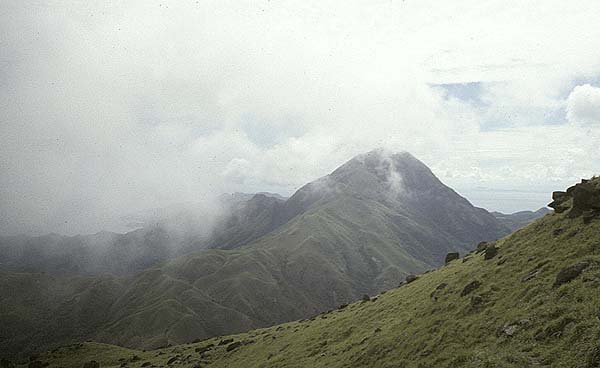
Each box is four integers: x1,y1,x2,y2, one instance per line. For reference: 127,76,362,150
405,274,418,284
522,270,539,282
504,324,518,336
483,245,498,260
445,252,459,264
226,341,243,352
460,280,481,296
553,261,590,287
476,242,488,253
549,178,600,218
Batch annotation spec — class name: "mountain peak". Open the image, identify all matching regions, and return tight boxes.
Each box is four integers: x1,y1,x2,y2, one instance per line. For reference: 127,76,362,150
329,149,441,196
344,148,418,169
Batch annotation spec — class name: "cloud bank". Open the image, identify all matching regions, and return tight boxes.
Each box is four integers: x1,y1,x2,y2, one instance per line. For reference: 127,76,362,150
1,0,600,235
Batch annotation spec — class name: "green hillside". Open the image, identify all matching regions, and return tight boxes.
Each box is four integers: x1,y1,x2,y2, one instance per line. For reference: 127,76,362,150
22,178,600,368
0,151,511,359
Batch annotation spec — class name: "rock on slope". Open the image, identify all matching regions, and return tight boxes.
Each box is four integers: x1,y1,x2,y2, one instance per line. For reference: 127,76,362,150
32,177,600,368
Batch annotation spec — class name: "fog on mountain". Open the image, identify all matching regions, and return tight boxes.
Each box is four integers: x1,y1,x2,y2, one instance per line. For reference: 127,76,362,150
1,2,600,367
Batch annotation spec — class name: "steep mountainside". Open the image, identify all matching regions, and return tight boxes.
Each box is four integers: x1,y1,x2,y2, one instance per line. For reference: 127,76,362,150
32,177,600,368
0,150,510,359
492,207,551,231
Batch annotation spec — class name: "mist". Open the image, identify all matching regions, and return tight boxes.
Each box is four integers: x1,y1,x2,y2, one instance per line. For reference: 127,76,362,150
2,1,600,236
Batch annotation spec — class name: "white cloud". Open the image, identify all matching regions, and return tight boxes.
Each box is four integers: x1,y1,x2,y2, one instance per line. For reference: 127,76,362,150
1,0,600,234
567,84,600,125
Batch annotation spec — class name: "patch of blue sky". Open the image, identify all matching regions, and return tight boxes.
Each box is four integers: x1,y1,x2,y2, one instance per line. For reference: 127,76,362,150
560,75,600,98
240,113,307,148
433,80,577,130
433,81,488,107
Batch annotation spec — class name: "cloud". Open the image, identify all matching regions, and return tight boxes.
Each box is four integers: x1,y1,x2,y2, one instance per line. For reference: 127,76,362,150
567,84,600,125
1,1,600,234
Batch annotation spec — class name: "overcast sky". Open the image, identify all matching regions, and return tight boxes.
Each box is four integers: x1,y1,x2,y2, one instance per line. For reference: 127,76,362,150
2,1,600,235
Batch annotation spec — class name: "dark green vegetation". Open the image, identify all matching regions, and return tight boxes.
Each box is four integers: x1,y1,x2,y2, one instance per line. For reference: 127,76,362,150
21,177,600,367
492,208,551,232
0,150,510,359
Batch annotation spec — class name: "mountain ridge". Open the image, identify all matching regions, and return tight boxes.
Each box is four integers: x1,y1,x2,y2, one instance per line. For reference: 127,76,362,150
0,150,512,359
28,177,600,368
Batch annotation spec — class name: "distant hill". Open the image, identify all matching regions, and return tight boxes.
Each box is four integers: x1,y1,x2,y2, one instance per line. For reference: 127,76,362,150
492,207,551,231
0,150,511,359
0,192,288,276
34,177,600,368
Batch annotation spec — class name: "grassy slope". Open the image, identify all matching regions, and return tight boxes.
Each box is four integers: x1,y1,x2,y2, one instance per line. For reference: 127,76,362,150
94,195,437,349
0,192,500,359
34,210,600,367
0,272,125,359
2,151,512,359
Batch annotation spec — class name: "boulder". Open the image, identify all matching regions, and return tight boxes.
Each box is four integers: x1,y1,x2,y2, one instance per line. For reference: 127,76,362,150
218,338,233,346
460,280,481,296
548,178,600,219
521,270,539,282
483,245,498,260
553,261,590,287
435,282,448,290
497,320,530,338
405,274,418,284
430,283,448,300
549,191,571,213
500,324,518,337
445,252,459,264
194,344,214,354
475,242,488,253
226,341,243,352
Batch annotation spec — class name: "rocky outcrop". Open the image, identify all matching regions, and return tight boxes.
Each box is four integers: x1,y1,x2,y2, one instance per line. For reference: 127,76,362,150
483,245,498,260
445,252,459,264
405,275,418,284
460,280,481,297
553,261,590,288
549,178,600,222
